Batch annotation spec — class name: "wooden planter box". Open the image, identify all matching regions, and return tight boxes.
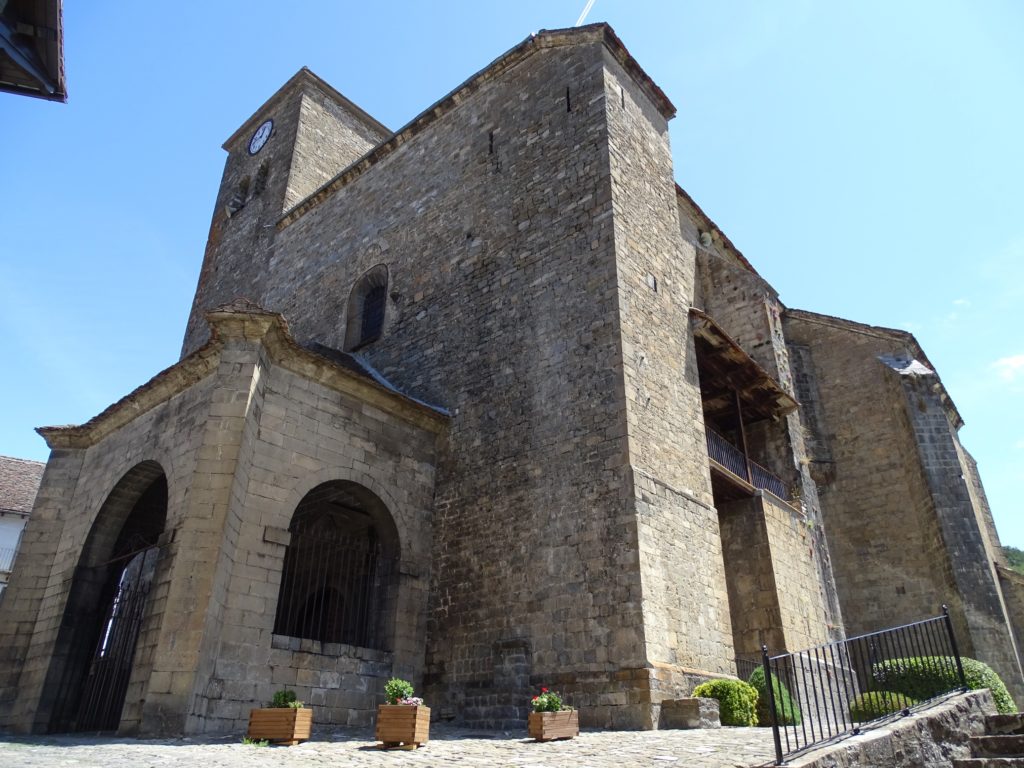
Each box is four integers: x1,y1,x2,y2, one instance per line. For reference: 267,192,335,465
375,704,430,748
247,707,313,745
528,709,579,741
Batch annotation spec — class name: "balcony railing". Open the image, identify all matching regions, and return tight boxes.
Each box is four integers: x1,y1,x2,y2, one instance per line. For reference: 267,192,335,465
706,428,790,501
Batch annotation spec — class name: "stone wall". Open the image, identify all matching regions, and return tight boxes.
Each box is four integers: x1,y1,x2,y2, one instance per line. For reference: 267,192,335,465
285,85,387,212
719,493,832,657
896,370,1024,706
784,313,959,635
688,225,843,644
603,46,735,705
998,566,1024,665
788,690,993,768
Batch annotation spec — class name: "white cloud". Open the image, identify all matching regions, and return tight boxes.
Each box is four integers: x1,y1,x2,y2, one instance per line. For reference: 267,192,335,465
993,355,1024,382
952,298,971,307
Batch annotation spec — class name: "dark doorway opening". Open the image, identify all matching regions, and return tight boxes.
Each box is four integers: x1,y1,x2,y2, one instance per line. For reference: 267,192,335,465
43,463,168,733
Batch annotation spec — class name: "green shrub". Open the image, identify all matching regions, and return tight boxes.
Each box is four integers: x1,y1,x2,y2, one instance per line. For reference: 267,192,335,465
748,667,802,726
692,679,759,726
270,689,302,708
384,678,415,705
848,691,918,723
872,656,1015,715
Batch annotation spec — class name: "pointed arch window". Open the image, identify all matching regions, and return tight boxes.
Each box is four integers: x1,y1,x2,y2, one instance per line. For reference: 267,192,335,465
344,264,389,351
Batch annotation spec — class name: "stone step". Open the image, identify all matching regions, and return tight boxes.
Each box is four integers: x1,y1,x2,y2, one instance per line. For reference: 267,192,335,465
971,735,1024,757
988,715,1024,735
952,759,1024,768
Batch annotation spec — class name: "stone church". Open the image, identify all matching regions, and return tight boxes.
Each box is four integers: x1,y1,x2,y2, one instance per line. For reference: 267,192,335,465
1,23,1021,736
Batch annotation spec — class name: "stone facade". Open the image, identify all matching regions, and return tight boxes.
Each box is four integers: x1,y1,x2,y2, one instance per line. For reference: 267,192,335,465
0,22,1019,737
784,310,1024,704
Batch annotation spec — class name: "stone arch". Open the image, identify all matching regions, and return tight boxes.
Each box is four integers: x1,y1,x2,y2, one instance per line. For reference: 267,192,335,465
41,460,170,733
280,465,410,558
272,479,400,651
344,263,389,351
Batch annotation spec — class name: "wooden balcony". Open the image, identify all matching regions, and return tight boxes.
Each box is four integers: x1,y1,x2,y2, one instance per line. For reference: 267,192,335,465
706,428,790,502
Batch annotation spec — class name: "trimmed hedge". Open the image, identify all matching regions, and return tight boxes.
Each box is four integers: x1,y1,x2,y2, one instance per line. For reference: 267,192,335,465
692,679,759,726
748,667,802,726
872,656,1015,715
848,691,918,723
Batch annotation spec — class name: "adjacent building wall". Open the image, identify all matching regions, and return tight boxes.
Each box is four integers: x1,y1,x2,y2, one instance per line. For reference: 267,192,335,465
0,456,45,597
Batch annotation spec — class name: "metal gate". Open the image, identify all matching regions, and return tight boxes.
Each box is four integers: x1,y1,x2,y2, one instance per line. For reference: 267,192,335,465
73,547,157,731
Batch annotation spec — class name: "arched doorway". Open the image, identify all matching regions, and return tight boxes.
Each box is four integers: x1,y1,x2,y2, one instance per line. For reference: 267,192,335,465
44,461,168,732
273,480,399,651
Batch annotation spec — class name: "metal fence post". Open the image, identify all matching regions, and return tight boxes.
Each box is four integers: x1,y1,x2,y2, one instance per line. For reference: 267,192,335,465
942,604,968,691
762,644,784,765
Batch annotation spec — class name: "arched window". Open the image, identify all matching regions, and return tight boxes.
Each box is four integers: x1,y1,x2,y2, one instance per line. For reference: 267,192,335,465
273,481,398,651
344,264,389,351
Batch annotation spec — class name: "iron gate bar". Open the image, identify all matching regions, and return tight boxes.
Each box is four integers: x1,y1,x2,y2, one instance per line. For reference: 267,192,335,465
273,523,396,651
75,576,151,731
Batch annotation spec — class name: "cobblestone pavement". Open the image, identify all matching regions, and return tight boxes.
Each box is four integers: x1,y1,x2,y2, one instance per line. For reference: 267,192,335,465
0,725,778,767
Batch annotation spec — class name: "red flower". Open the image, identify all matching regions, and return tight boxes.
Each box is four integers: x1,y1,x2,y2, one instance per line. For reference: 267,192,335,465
532,696,538,701
541,687,548,693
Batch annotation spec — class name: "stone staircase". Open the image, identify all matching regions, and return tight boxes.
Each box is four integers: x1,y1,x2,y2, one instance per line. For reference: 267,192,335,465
953,714,1024,767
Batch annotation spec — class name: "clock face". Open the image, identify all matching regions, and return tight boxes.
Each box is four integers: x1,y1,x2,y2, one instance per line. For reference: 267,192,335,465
248,119,273,155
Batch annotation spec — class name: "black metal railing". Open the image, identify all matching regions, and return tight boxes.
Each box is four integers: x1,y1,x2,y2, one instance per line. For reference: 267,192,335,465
735,655,762,682
761,607,967,764
705,429,790,501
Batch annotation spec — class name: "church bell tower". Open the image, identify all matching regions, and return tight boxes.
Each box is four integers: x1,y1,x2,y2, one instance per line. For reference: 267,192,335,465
180,68,390,357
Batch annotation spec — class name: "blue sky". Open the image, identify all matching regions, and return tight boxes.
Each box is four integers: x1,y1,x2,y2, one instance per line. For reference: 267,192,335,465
2,1,1022,546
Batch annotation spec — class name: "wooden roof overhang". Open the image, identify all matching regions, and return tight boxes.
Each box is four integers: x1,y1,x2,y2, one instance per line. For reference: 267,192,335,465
690,309,798,429
0,0,65,102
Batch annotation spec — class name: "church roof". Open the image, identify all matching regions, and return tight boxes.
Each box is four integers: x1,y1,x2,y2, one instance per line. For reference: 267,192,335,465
0,454,45,516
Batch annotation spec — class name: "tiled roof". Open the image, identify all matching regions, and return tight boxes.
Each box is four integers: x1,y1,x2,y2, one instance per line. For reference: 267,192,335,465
0,455,45,516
